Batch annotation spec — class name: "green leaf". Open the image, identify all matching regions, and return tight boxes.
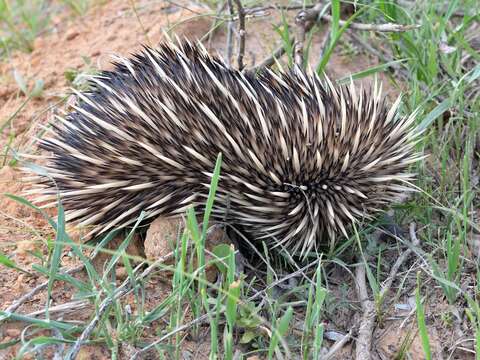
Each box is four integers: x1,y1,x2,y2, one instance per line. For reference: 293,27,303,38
0,311,78,331
201,153,222,241
0,252,21,270
211,243,233,275
240,330,257,344
268,306,294,359
317,6,367,74
30,79,44,98
226,280,241,329
102,211,146,282
13,69,28,95
417,98,451,132
467,65,480,84
0,339,20,350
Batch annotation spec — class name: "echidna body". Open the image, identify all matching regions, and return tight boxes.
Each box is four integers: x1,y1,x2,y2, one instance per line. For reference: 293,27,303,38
26,40,422,256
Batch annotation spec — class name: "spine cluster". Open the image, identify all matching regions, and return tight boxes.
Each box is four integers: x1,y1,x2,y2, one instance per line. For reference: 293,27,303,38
24,39,423,256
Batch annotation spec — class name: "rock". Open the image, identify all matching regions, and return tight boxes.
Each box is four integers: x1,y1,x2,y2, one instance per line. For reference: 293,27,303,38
5,328,21,338
115,266,128,281
65,30,79,41
144,217,183,261
144,216,232,282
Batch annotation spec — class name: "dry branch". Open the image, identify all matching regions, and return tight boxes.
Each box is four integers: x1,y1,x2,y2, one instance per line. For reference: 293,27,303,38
226,0,234,65
379,223,420,300
1,263,85,320
355,223,420,360
324,329,354,360
233,0,246,70
293,3,324,67
355,259,376,360
299,3,419,33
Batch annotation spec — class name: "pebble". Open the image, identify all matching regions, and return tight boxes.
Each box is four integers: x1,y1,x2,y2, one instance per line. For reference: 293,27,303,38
65,30,80,41
115,266,128,281
6,328,21,338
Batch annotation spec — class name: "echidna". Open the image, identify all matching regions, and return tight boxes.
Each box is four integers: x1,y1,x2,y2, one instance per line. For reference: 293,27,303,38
24,39,423,257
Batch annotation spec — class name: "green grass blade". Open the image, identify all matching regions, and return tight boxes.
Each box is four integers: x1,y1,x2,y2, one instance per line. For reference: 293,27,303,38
102,211,146,283
330,0,340,41
201,152,222,241
0,251,31,274
337,59,408,84
268,306,293,359
415,273,432,360
417,98,451,132
0,311,78,331
317,6,367,74
46,200,66,320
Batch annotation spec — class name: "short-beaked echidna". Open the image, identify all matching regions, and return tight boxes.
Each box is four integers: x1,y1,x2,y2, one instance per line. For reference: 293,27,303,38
25,39,423,256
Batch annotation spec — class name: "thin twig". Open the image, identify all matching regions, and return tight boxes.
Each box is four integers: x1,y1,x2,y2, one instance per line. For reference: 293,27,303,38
294,12,308,66
396,0,466,17
207,0,227,50
26,300,90,318
132,297,292,360
66,252,174,360
244,4,315,15
226,0,234,65
324,328,354,360
233,0,246,70
317,28,332,63
300,3,420,33
248,0,417,73
128,0,152,47
355,223,421,360
293,3,326,67
1,263,85,320
322,14,420,32
246,41,291,75
379,223,420,300
355,259,376,360
132,313,209,359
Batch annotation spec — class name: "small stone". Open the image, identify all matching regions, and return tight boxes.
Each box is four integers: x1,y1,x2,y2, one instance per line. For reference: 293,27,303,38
115,266,128,281
13,274,27,293
6,328,21,338
65,30,79,41
144,217,183,261
15,239,36,256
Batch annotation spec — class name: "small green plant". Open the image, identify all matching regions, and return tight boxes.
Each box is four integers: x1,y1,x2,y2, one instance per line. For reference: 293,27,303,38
60,0,90,15
0,0,50,53
301,262,327,359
